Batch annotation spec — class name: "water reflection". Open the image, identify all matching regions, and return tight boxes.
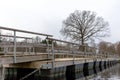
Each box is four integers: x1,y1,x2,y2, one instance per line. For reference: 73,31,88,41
38,64,120,80
91,64,120,80
0,64,120,80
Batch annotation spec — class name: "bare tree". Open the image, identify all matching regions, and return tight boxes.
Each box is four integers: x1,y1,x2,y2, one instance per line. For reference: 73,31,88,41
33,36,41,44
98,41,108,52
115,42,120,56
1,33,13,42
60,10,109,45
98,41,116,55
107,44,116,54
6,33,13,42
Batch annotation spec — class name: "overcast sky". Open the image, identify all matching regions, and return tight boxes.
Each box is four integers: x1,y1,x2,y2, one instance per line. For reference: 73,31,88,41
0,0,120,43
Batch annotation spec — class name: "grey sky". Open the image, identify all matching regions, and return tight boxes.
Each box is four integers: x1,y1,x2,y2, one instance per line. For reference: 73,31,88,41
0,0,120,43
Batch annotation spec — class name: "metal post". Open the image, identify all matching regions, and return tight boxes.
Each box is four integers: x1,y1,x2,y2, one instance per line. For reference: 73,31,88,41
46,37,50,58
32,38,35,54
51,40,55,68
84,45,86,62
13,30,16,63
3,47,5,54
1,65,5,80
46,38,49,65
72,44,75,64
94,47,97,61
25,38,27,53
29,47,31,54
6,47,8,54
84,45,86,57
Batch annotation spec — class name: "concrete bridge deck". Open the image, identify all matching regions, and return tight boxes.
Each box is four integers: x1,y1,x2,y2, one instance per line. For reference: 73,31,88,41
0,52,117,69
0,53,50,65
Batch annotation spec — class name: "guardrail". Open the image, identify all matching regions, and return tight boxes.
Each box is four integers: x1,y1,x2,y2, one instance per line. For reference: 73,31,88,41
0,26,53,63
0,26,119,65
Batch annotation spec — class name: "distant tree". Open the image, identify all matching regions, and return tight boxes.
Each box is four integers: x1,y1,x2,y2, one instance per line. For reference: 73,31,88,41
98,41,108,52
115,42,120,56
107,44,116,54
1,33,13,42
33,36,41,43
98,41,116,55
6,33,13,42
60,10,109,45
41,39,57,46
41,39,51,44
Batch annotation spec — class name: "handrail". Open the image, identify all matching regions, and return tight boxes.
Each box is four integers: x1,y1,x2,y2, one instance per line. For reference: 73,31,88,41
0,26,118,63
0,26,53,37
46,37,79,45
0,34,32,39
0,26,53,63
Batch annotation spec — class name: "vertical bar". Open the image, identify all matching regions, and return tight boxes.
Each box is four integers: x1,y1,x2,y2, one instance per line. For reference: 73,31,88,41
51,40,55,68
46,37,50,58
84,45,86,62
1,65,5,80
6,47,8,54
13,30,16,63
32,38,35,54
72,44,75,64
29,47,31,54
94,47,96,61
46,37,50,65
25,38,27,53
3,47,5,54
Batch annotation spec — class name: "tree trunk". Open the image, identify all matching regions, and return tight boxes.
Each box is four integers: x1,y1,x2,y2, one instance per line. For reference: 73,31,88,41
79,37,85,52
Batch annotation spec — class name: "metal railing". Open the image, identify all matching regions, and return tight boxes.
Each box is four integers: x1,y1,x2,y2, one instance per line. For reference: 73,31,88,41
45,37,119,68
0,26,52,63
0,26,119,64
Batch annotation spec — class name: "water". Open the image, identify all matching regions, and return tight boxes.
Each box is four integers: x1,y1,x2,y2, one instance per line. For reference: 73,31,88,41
1,63,120,80
91,64,120,80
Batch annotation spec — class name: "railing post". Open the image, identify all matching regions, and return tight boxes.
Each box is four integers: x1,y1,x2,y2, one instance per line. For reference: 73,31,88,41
46,37,50,58
84,45,86,62
1,65,5,80
3,47,5,54
72,44,75,64
32,38,35,54
51,40,55,68
94,47,96,61
13,30,16,63
46,37,50,66
25,38,28,53
84,45,86,56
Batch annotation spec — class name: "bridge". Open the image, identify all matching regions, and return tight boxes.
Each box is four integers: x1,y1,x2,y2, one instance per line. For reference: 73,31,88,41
0,26,119,80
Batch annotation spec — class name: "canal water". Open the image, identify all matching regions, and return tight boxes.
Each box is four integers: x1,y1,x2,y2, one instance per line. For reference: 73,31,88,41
1,63,120,80
90,63,120,80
